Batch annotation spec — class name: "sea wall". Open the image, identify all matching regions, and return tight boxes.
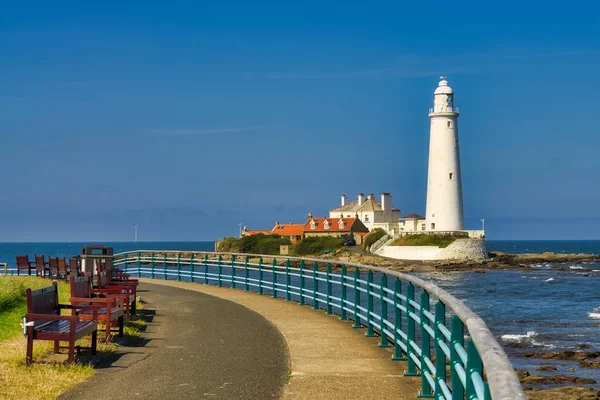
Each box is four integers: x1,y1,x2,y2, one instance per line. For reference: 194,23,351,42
376,238,488,261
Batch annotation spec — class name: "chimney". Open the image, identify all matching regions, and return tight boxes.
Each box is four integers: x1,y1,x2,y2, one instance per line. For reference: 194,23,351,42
341,194,347,206
381,192,391,211
275,221,279,226
358,193,365,204
368,193,373,200
308,212,313,219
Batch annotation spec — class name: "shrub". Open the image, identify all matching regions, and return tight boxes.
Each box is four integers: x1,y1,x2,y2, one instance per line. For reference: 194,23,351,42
216,234,290,255
389,234,458,248
293,236,345,256
362,228,387,251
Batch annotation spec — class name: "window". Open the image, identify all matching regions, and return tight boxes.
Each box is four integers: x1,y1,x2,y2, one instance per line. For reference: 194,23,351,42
421,224,426,230
449,173,453,180
310,220,316,230
447,121,451,128
364,215,370,222
338,219,345,229
431,223,436,230
323,220,330,230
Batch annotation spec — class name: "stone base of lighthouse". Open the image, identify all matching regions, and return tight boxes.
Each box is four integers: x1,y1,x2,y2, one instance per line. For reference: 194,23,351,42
375,237,489,261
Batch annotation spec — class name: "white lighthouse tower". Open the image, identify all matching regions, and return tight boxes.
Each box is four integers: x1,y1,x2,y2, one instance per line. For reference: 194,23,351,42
425,77,464,231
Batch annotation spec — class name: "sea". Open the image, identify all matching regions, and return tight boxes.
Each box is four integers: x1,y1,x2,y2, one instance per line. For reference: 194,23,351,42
1,240,599,381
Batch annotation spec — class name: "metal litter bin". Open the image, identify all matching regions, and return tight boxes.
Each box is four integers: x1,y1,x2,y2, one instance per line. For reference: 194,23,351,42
81,245,114,278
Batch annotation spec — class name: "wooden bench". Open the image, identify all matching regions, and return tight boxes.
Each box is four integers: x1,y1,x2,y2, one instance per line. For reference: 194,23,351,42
25,283,98,366
34,255,49,278
70,277,124,342
94,271,135,318
16,255,34,275
48,257,59,280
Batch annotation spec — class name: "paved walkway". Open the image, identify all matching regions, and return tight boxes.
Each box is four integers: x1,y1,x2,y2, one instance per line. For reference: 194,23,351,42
59,282,289,399
137,280,420,399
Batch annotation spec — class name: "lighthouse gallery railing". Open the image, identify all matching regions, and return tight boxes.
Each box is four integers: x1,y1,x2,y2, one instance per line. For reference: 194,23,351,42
114,250,524,400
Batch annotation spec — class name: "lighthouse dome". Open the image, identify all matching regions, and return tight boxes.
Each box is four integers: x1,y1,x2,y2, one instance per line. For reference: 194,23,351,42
434,77,454,95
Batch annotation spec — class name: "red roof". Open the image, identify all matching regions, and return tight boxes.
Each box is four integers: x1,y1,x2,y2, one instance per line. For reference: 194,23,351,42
304,218,356,232
272,223,304,236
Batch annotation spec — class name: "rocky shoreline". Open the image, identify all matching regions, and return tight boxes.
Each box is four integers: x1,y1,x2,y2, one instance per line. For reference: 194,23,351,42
319,249,600,273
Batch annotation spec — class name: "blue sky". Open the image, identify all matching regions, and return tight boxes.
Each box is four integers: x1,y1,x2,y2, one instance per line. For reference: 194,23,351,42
1,1,599,241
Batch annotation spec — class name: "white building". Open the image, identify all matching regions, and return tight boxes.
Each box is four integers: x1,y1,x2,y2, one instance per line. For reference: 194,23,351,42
425,77,465,231
329,193,401,233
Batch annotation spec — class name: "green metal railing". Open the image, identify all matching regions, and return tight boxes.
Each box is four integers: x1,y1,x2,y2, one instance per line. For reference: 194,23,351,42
113,250,523,400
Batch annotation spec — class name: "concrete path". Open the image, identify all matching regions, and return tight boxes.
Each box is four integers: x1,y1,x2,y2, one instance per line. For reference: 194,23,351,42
140,280,421,400
59,282,289,400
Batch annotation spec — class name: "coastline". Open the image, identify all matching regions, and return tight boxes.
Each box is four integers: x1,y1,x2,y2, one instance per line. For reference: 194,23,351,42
318,250,600,273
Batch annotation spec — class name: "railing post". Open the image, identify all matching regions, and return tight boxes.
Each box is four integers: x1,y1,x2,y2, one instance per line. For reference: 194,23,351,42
190,253,195,283
272,259,277,298
151,252,155,279
177,253,181,281
137,252,141,278
163,253,167,280
379,274,390,347
419,291,433,397
204,254,209,284
340,266,347,321
258,257,264,295
405,283,419,376
392,278,406,360
312,262,318,310
218,255,223,287
434,301,446,398
451,316,465,399
466,339,483,400
352,268,361,328
231,255,236,289
299,261,305,306
285,259,291,301
326,264,332,315
365,271,375,337
244,256,249,291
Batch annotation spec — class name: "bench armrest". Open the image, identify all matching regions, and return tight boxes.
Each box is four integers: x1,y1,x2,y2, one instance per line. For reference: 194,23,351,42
70,297,116,306
25,313,78,322
62,304,100,319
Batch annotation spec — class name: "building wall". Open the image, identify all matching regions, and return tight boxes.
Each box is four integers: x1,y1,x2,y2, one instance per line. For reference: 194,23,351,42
304,231,348,238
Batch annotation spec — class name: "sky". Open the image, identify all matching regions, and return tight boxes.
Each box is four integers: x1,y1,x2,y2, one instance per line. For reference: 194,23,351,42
1,1,599,241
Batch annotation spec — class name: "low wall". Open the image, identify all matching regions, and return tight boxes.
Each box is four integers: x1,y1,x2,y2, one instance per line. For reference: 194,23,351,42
375,239,488,261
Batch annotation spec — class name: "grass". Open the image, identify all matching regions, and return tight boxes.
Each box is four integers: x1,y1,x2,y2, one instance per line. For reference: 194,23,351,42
389,234,459,248
0,276,146,399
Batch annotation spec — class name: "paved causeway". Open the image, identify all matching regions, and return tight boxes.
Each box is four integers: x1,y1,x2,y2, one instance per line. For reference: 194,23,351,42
61,279,420,399
59,282,289,399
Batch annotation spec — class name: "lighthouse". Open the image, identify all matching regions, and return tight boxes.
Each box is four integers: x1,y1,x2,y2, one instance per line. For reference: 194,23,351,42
425,77,464,231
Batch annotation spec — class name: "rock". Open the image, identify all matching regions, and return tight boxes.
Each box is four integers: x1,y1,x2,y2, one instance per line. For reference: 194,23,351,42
580,357,600,368
568,367,576,372
576,344,592,349
524,387,600,400
536,365,558,372
519,373,596,385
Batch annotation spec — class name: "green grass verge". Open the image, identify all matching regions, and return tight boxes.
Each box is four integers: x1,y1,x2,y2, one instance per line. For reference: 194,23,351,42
388,234,458,248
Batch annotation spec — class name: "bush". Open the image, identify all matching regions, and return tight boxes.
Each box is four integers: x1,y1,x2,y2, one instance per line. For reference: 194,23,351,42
216,234,290,255
362,228,387,251
389,234,458,248
293,236,345,256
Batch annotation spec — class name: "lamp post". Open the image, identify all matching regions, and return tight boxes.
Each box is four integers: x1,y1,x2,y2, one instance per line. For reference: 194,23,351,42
239,223,242,238
134,225,138,243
